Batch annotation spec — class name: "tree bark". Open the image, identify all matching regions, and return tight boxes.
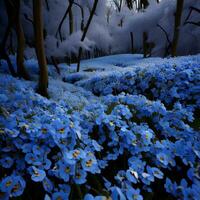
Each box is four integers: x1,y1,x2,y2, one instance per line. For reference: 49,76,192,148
126,0,133,10
0,20,17,77
4,0,30,79
171,0,184,57
130,32,134,54
15,0,30,80
69,0,74,35
33,0,49,97
143,32,148,58
76,0,99,72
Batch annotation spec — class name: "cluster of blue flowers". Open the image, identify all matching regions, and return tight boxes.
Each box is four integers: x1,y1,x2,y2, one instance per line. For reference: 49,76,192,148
0,57,200,200
78,60,200,107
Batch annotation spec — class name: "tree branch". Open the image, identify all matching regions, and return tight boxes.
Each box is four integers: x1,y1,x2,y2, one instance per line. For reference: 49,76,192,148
55,0,74,42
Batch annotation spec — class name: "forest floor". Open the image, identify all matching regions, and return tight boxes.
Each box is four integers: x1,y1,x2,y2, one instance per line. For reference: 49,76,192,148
0,54,200,200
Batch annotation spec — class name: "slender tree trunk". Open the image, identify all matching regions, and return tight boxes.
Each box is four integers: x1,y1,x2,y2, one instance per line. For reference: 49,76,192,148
15,0,30,80
77,0,99,72
4,0,30,79
130,32,134,54
171,0,184,57
33,0,49,97
69,0,74,35
141,0,149,9
51,56,60,74
143,32,148,58
126,0,133,10
0,20,17,77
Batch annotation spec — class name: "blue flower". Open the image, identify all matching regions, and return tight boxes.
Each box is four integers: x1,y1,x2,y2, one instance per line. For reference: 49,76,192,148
4,128,19,138
64,149,86,165
182,187,197,200
141,129,153,145
0,157,14,168
147,166,164,179
0,176,15,193
42,177,53,192
31,166,46,182
44,194,51,200
84,194,95,200
141,172,154,185
52,191,66,200
164,178,177,196
81,153,99,173
58,184,71,196
84,193,107,200
10,176,26,197
74,169,87,184
59,162,75,182
52,119,69,139
92,140,103,152
110,186,126,200
0,175,25,197
156,152,169,166
126,188,143,200
25,153,42,166
126,169,139,184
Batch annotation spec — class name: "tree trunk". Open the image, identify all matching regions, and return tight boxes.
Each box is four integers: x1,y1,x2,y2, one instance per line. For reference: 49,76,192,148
69,0,74,35
143,32,148,58
76,0,99,72
33,0,49,97
142,0,149,9
171,0,184,57
15,0,30,80
4,0,30,79
126,0,133,10
130,32,134,54
0,19,17,77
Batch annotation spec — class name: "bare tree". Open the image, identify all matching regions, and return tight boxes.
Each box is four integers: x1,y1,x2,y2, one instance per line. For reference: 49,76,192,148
0,16,17,77
4,0,30,80
69,0,74,35
184,6,200,27
143,32,155,58
126,0,133,10
55,0,74,41
73,2,85,31
76,0,99,72
33,0,48,97
171,0,184,57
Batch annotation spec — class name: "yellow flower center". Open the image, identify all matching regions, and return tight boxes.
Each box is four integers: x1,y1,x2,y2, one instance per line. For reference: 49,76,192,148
42,128,47,133
109,121,114,126
65,167,70,173
34,171,40,176
72,150,80,158
0,129,4,134
160,156,164,161
59,128,65,134
76,173,81,179
86,159,93,167
6,181,12,187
